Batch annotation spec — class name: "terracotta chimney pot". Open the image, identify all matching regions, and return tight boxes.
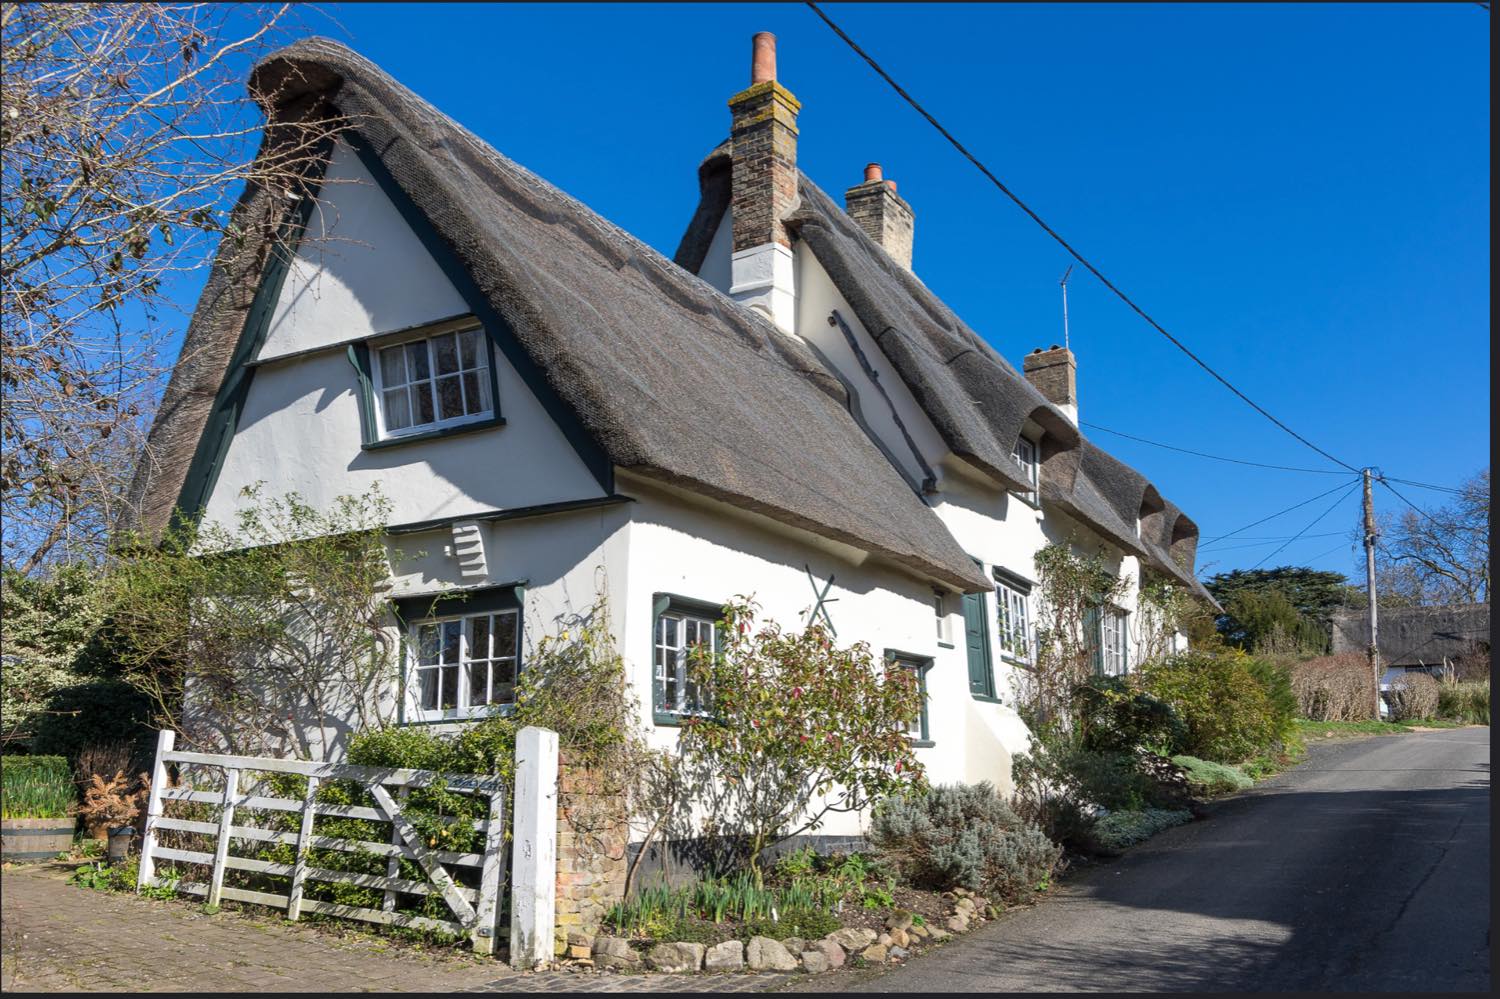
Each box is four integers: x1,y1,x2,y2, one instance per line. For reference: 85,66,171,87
751,32,777,83
864,163,883,183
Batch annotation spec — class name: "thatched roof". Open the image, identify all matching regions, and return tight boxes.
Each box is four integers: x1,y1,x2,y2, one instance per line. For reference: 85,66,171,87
1331,603,1490,666
123,37,993,593
676,145,1213,604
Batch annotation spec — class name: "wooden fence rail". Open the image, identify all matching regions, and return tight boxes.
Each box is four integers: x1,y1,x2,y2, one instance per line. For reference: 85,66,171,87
136,730,510,954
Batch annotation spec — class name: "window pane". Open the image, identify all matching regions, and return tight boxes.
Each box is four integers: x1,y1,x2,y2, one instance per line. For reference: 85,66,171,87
493,612,518,659
467,660,490,707
441,620,461,664
418,667,439,710
433,332,459,375
437,375,464,421
459,330,479,370
383,389,412,431
468,615,491,661
406,341,431,381
417,624,439,666
462,372,487,416
379,346,407,386
440,665,459,709
413,383,435,425
492,657,516,705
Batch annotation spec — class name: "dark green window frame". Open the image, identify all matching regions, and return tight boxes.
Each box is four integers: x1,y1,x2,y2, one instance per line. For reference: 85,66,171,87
392,583,525,726
347,316,506,450
885,649,934,747
652,593,725,727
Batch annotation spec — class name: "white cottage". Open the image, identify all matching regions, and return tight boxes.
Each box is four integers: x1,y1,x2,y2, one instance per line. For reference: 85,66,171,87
124,35,1214,846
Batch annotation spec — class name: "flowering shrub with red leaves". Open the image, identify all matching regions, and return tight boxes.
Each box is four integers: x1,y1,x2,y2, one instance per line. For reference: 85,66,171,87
675,598,926,873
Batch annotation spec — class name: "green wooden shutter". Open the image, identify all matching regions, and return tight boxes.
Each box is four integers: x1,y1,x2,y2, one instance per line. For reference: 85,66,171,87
962,589,994,698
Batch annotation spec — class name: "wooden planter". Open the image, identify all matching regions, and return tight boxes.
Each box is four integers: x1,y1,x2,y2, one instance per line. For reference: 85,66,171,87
0,817,76,862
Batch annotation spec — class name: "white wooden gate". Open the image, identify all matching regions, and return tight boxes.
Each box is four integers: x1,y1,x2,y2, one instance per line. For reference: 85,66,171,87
136,730,509,954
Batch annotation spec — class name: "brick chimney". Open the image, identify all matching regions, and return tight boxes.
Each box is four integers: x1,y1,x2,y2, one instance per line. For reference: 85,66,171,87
844,164,915,270
727,32,801,332
1023,345,1078,424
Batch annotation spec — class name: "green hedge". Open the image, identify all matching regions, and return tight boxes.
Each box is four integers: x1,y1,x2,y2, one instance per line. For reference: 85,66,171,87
1,755,76,819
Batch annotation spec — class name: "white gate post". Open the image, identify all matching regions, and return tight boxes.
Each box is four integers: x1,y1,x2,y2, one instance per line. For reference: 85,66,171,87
509,726,558,969
136,729,174,890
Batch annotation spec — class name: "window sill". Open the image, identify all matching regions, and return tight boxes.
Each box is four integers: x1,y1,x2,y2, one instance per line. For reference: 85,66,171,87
1009,491,1042,511
970,693,1003,705
1000,654,1035,670
654,710,713,728
365,414,505,451
937,641,956,650
402,703,515,726
910,739,936,749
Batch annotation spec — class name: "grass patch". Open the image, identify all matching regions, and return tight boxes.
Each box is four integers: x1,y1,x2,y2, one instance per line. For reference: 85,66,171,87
1293,718,1469,739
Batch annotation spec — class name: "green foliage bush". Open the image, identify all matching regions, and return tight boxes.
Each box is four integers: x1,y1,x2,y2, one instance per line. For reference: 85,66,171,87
869,782,1060,903
1172,755,1253,795
1387,672,1441,721
1090,808,1193,853
1072,675,1184,755
1437,680,1489,724
1136,649,1292,763
1,755,75,818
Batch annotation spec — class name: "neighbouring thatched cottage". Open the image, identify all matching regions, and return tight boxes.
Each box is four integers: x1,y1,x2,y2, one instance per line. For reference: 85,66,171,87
123,34,1214,848
1331,603,1491,686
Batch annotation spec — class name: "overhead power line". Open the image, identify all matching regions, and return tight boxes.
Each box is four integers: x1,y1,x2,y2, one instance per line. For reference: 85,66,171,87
1082,422,1349,475
1250,480,1361,569
1375,476,1450,530
1199,530,1346,552
1200,477,1360,547
1382,476,1466,496
806,2,1361,474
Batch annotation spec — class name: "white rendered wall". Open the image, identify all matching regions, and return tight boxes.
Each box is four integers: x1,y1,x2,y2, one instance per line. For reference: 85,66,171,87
199,139,606,535
793,246,949,490
695,209,733,296
258,141,469,361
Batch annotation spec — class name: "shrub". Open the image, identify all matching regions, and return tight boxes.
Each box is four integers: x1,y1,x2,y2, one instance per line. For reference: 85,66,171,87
869,782,1060,904
1387,672,1441,721
1172,755,1253,795
1072,675,1184,755
1,755,76,819
1290,653,1376,722
1245,657,1297,745
1135,649,1286,762
1090,808,1192,853
1437,680,1489,724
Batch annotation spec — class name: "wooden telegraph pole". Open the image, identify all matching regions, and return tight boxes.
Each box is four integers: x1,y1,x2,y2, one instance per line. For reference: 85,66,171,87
1362,469,1381,718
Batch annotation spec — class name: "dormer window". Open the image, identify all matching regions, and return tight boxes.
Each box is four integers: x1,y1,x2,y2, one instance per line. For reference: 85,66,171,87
375,326,493,437
1012,434,1039,504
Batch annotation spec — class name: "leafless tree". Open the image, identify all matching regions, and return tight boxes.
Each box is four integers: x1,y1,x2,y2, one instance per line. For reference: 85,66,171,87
1362,468,1490,606
2,3,345,573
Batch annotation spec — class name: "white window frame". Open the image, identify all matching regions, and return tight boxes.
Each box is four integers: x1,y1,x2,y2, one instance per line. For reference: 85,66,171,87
371,325,494,440
407,607,520,722
1099,604,1129,676
654,609,715,719
996,577,1033,664
1012,434,1039,503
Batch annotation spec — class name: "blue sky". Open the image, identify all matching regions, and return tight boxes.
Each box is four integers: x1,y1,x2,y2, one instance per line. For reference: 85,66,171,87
262,2,1488,581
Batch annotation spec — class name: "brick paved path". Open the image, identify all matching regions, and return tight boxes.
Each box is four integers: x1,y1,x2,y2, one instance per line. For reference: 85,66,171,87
0,864,787,993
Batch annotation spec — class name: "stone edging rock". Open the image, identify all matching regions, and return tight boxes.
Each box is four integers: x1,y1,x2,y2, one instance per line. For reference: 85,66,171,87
568,888,1001,976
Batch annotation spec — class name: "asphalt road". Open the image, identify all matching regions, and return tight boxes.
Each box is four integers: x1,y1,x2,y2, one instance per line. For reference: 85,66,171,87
841,728,1490,993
